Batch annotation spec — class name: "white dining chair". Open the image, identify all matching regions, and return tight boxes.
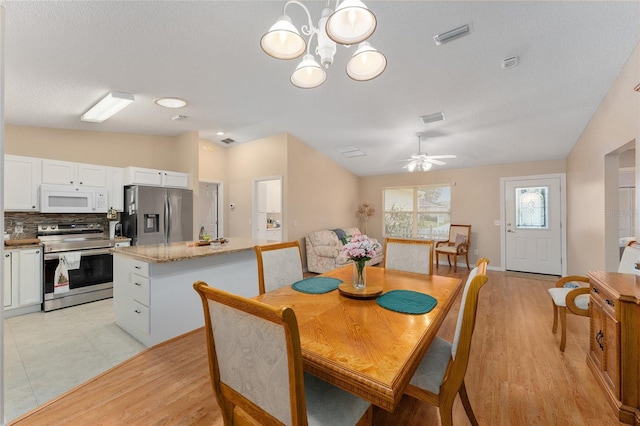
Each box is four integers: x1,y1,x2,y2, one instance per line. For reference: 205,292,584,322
384,238,434,274
255,241,304,294
193,281,373,425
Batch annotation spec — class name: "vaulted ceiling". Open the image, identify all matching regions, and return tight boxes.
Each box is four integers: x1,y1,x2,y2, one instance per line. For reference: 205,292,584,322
3,1,639,176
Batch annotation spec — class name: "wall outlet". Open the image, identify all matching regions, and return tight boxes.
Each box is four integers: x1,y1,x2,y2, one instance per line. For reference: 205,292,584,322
494,220,500,226
474,248,479,255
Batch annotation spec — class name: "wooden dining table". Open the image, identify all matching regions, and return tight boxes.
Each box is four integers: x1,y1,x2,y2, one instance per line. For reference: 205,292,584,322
254,265,462,412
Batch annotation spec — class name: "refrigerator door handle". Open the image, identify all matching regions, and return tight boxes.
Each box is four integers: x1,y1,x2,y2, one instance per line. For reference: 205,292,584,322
164,197,170,242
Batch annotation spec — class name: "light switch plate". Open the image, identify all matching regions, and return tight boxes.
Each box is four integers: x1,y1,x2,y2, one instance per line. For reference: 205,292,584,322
494,220,500,226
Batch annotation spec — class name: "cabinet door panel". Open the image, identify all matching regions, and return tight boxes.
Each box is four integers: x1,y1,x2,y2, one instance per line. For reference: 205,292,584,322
590,297,605,370
4,253,12,308
42,159,76,185
603,310,620,397
78,164,107,187
18,249,42,306
4,155,41,211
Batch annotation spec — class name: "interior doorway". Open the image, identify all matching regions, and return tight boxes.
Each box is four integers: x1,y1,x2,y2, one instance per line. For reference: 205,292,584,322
252,176,283,242
604,141,635,271
198,181,223,239
501,174,567,275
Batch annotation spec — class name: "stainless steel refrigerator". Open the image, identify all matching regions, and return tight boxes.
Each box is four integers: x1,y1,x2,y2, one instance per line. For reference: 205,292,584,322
121,185,193,245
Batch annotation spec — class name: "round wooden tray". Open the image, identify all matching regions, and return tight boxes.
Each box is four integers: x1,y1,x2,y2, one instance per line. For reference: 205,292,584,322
338,283,383,299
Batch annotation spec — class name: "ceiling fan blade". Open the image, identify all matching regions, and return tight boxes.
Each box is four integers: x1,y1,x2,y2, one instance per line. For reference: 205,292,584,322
425,154,456,159
426,158,446,166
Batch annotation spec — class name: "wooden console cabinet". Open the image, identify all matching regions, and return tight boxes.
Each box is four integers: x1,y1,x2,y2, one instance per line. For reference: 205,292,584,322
587,271,640,425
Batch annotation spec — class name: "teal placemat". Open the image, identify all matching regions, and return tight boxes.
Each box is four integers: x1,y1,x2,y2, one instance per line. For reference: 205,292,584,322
292,277,341,294
376,290,437,314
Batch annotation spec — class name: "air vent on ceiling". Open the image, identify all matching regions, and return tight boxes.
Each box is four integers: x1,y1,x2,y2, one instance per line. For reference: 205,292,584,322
221,138,235,144
420,112,445,124
433,24,471,45
171,115,187,121
336,145,366,158
502,56,519,69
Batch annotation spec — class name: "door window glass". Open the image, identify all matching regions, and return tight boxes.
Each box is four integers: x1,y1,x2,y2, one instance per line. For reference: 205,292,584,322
516,186,548,229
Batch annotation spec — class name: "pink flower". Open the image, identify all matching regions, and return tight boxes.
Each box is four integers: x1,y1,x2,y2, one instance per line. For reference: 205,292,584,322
341,234,381,261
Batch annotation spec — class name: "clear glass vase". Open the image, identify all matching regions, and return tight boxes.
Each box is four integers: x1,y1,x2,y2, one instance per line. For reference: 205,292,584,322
353,259,367,290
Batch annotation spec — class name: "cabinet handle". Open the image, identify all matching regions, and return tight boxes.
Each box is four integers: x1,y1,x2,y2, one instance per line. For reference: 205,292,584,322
592,287,600,294
32,205,36,209
70,181,74,184
605,299,615,308
4,254,9,258
595,330,604,350
134,266,141,269
134,309,141,314
79,181,83,185
134,282,142,286
35,250,39,254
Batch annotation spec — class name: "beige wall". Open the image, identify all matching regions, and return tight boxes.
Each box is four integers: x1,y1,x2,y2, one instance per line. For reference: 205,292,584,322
287,134,360,265
359,160,566,269
5,125,188,171
566,42,640,274
224,134,288,238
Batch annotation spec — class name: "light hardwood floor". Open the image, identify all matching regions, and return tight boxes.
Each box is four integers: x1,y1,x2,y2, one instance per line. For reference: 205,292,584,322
10,270,623,425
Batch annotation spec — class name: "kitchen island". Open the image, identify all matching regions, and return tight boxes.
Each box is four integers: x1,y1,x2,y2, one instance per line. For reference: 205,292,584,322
112,238,276,347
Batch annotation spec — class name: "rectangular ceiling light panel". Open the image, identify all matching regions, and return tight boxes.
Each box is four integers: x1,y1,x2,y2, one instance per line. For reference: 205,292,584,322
81,91,135,123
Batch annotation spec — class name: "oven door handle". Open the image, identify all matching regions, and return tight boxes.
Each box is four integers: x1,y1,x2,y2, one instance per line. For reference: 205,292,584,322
44,248,112,260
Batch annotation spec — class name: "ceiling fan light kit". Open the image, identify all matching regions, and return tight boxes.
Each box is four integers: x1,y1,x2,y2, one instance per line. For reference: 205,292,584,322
403,134,456,173
261,0,385,88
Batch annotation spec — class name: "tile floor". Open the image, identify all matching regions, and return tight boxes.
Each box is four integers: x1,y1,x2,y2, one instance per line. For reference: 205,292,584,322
4,299,146,422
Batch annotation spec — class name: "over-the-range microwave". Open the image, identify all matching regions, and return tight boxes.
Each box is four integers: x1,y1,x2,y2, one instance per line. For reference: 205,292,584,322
39,184,109,213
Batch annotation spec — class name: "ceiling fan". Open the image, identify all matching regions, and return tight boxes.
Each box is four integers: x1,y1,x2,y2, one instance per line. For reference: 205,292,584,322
402,134,456,172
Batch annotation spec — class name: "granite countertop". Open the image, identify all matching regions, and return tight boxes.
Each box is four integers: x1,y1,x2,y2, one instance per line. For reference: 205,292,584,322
4,243,43,250
111,237,278,263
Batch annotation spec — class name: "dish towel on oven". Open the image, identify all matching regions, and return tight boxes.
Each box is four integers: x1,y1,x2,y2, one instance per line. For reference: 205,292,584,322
54,257,70,294
62,252,81,270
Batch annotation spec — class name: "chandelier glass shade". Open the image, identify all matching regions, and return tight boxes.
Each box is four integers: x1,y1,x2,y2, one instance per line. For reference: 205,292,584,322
346,42,387,81
261,0,385,88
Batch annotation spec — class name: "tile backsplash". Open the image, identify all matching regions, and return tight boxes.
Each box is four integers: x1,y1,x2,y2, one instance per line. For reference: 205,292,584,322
4,212,120,239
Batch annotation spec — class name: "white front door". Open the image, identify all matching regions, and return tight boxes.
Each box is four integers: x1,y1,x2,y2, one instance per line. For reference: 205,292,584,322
504,176,563,275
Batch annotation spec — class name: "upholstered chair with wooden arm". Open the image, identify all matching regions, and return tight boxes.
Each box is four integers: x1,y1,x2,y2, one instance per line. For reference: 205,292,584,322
193,282,372,426
435,224,471,272
548,240,639,352
255,241,304,295
384,238,434,274
404,258,489,426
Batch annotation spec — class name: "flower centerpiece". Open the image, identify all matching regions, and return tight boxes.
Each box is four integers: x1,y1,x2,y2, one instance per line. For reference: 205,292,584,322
341,233,381,289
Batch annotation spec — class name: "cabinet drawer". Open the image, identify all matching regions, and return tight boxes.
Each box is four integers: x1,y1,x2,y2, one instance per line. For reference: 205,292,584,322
129,273,150,306
129,300,150,334
591,285,616,316
128,259,149,277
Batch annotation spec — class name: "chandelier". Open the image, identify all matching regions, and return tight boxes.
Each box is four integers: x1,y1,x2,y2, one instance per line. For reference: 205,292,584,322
260,0,387,89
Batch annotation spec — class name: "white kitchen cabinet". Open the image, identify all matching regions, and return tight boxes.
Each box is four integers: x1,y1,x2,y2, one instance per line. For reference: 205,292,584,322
18,248,42,306
162,170,189,188
266,228,282,242
4,247,43,317
3,252,12,308
42,159,107,187
108,167,125,211
4,155,41,211
124,166,189,188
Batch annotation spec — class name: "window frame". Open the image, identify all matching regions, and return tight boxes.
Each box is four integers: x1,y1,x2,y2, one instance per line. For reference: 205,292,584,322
382,183,452,240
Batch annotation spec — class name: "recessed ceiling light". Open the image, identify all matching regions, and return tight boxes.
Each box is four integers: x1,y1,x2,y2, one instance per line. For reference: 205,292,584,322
154,97,187,108
216,131,225,136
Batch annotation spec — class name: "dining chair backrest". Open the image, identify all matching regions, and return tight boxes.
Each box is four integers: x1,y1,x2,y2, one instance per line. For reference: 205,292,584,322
193,281,307,425
451,258,489,362
447,224,471,245
255,241,304,295
384,238,434,275
618,240,639,274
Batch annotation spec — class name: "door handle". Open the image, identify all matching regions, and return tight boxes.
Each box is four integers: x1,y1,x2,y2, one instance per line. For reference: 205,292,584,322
507,229,515,233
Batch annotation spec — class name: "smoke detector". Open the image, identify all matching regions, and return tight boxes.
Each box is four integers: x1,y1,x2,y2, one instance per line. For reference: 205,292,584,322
502,56,519,69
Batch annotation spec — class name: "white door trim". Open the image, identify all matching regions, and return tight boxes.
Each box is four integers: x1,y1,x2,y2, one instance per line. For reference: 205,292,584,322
499,173,567,275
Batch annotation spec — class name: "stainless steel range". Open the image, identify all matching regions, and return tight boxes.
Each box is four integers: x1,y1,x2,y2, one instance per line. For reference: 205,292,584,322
39,223,120,311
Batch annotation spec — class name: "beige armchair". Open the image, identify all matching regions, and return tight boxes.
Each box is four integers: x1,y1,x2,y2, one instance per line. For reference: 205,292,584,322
435,224,471,272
